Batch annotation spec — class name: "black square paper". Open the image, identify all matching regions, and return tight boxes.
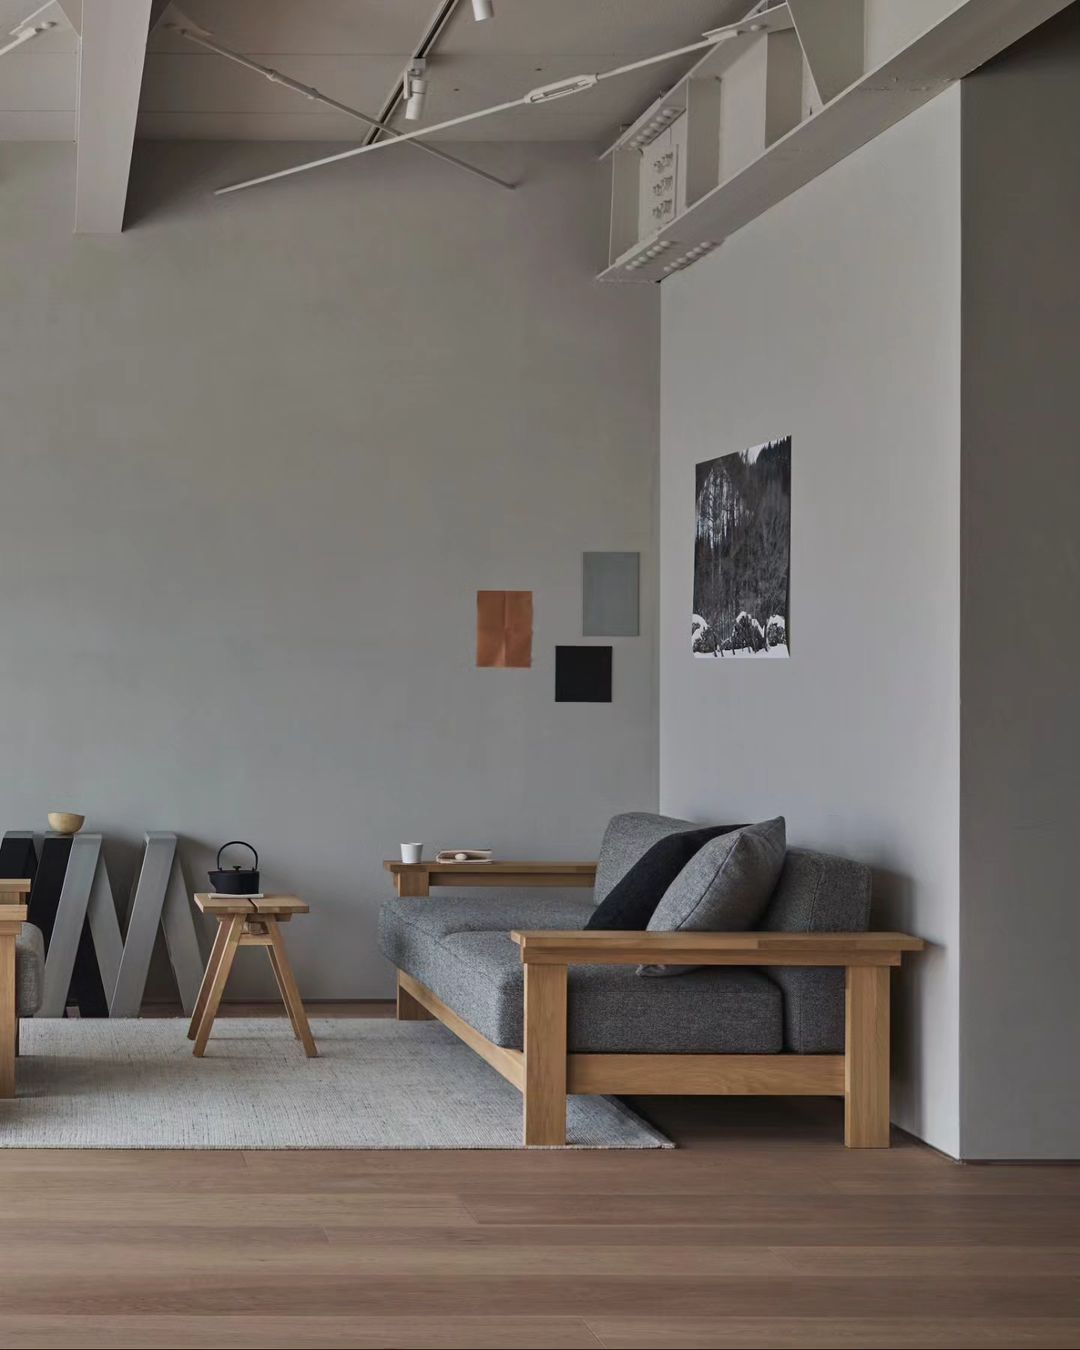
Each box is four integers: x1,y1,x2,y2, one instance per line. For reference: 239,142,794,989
555,645,612,702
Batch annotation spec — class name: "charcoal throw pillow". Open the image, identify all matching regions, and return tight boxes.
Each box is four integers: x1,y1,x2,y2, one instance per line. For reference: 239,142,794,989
585,824,743,931
639,816,787,976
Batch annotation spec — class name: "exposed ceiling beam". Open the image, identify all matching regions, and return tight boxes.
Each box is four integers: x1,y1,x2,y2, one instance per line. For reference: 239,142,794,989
73,0,154,233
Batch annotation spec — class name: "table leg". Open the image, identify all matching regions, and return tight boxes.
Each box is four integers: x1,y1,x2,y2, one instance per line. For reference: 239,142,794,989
192,915,244,1058
187,918,231,1041
265,918,317,1058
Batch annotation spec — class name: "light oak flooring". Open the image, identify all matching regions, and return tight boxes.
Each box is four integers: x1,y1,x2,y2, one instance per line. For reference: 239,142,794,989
0,1002,1076,1350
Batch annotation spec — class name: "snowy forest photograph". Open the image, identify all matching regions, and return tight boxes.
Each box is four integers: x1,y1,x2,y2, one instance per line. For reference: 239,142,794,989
692,437,791,658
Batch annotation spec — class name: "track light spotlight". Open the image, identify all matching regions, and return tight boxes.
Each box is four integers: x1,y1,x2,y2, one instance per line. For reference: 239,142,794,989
403,60,427,122
471,0,494,20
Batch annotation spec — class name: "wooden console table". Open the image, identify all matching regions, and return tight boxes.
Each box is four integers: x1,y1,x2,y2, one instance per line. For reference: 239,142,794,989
384,860,597,898
188,894,316,1058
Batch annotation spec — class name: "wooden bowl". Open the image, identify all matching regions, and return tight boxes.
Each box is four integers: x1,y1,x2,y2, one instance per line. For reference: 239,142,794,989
47,812,85,835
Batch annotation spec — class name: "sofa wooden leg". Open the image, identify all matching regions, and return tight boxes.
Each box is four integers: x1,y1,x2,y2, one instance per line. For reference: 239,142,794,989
523,962,567,1146
0,932,15,1098
396,973,433,1020
844,964,891,1147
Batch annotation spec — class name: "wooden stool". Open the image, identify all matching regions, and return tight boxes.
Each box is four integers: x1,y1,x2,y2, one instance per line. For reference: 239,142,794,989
188,894,317,1058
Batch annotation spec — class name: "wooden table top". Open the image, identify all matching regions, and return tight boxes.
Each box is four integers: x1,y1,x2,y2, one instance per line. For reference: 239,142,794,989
193,894,309,917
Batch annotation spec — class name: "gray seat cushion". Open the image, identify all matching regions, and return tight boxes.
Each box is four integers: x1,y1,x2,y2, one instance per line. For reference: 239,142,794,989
757,848,872,1053
16,922,44,1016
379,895,782,1054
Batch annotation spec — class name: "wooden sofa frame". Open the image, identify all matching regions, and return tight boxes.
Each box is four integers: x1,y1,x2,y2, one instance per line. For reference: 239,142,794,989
0,881,31,1098
385,859,924,1148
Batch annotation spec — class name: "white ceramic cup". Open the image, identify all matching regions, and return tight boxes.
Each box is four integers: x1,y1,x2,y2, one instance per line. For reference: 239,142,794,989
400,842,423,864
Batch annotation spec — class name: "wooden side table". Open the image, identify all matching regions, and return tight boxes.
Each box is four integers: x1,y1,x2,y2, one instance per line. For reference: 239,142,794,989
188,894,317,1058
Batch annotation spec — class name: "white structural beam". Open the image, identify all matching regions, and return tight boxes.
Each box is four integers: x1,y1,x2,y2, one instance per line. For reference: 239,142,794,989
74,0,154,233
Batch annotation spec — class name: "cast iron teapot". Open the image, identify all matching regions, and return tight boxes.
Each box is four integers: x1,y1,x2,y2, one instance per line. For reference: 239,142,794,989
209,840,260,895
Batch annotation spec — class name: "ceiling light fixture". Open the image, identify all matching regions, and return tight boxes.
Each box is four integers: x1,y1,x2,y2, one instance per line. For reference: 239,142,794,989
471,0,494,20
403,59,427,121
215,11,784,197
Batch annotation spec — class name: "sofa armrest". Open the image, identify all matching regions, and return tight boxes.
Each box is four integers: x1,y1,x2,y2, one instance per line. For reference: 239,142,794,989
510,929,924,967
0,878,30,921
385,860,597,898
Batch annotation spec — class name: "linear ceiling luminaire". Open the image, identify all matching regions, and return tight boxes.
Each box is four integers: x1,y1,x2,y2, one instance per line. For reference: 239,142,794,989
215,22,755,197
166,21,513,191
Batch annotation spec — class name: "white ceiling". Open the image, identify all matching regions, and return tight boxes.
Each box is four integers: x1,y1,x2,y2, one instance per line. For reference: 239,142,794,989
0,0,747,145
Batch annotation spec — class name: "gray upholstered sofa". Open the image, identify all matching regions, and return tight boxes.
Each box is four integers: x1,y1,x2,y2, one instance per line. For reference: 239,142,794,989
380,813,923,1147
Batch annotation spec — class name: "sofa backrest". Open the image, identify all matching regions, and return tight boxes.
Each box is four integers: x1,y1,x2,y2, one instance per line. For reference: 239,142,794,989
596,818,874,1054
757,847,872,1053
593,812,698,903
758,847,871,934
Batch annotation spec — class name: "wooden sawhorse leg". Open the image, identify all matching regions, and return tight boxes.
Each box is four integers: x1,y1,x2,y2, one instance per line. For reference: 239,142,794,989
191,915,245,1058
187,917,232,1041
265,918,317,1058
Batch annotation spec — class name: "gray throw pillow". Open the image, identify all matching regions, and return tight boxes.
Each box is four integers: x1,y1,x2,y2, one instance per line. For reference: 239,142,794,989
639,816,786,977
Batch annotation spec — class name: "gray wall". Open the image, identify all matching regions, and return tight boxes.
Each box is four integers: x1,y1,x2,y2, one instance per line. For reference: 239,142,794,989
959,8,1080,1159
660,93,964,1156
0,140,659,999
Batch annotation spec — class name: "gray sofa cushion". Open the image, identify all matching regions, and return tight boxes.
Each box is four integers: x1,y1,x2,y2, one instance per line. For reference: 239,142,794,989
593,811,697,903
586,824,741,931
644,817,786,954
379,895,782,1054
16,922,44,1016
757,848,872,1053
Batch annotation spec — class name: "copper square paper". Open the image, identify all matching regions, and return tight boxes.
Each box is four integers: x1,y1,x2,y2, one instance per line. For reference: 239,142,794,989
477,590,533,668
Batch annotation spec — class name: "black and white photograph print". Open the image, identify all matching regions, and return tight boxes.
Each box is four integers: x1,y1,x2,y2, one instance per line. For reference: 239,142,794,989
692,436,791,659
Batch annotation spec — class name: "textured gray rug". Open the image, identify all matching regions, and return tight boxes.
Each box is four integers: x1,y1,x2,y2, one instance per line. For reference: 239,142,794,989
1,1019,671,1149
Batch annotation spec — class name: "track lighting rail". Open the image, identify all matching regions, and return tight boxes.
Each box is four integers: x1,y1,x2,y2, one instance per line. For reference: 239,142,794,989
166,20,513,192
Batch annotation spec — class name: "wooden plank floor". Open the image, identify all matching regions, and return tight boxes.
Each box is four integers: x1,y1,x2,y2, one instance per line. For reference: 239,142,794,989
0,1004,1077,1350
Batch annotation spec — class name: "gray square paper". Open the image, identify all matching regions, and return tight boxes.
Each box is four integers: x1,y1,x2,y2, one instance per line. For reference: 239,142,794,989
583,551,640,637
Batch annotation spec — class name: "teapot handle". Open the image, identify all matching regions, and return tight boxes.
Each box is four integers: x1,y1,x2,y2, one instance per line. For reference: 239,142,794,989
216,840,259,871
